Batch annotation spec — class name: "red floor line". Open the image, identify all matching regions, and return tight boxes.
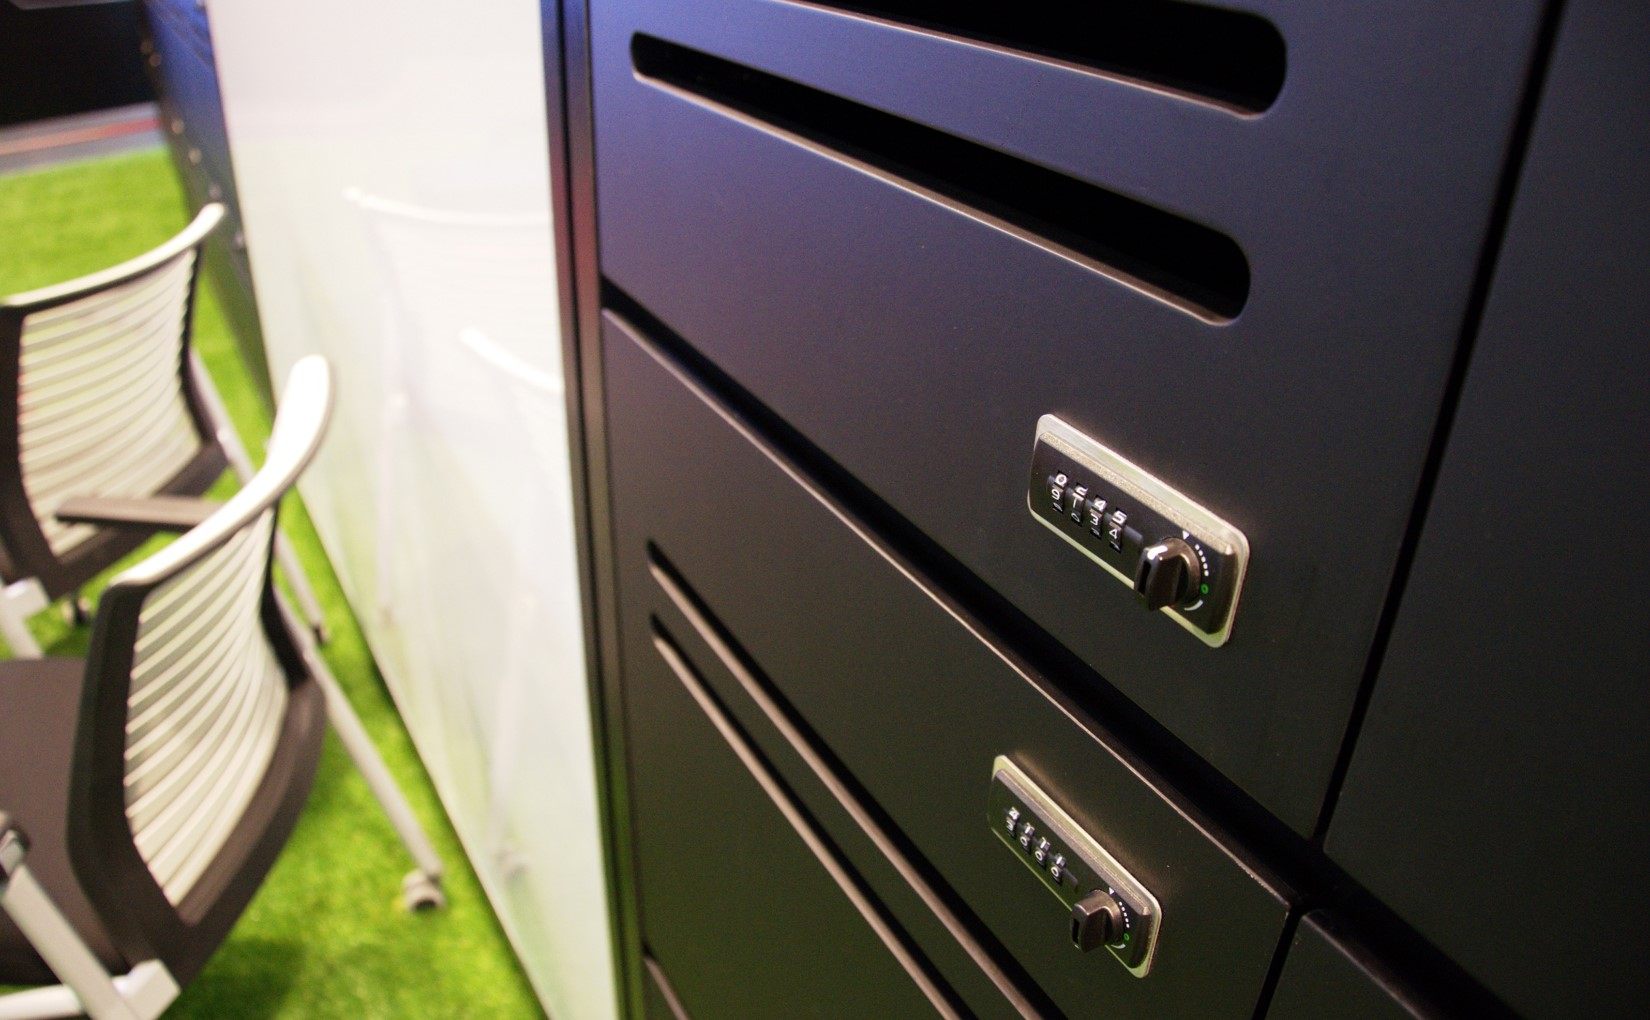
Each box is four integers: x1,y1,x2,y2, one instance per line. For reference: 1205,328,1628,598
0,116,161,159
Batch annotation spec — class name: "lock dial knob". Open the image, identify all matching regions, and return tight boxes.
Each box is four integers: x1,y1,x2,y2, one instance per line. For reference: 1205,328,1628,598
1133,538,1202,611
1071,891,1128,952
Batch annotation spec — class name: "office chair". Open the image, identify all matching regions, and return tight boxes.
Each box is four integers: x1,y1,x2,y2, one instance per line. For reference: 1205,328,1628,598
0,203,327,658
0,357,444,1020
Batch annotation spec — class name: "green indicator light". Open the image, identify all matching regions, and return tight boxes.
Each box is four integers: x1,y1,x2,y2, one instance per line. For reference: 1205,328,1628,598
1123,933,1131,943
1199,583,1210,595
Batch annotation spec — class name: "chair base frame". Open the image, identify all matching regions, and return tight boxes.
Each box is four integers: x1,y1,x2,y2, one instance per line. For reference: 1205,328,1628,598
0,580,46,659
0,832,178,1020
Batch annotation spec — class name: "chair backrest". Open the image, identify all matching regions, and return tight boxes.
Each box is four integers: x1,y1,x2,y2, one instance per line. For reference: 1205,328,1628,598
66,356,332,984
0,204,229,598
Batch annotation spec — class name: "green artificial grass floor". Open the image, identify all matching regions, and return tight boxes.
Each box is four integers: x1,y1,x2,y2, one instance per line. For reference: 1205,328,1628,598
0,150,542,1017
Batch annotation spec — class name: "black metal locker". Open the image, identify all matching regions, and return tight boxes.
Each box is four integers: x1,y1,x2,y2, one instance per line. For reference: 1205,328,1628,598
140,0,272,400
621,620,944,1018
602,312,1289,1017
558,0,1648,1014
586,0,1547,831
1266,914,1421,1019
1322,1,1650,1015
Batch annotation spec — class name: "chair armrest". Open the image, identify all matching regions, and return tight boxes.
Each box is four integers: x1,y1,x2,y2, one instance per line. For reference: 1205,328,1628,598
54,496,221,532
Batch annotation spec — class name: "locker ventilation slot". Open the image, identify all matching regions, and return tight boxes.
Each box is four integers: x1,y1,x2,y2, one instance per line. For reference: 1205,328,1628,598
807,0,1285,113
632,34,1251,321
647,545,1055,1017
649,622,968,1019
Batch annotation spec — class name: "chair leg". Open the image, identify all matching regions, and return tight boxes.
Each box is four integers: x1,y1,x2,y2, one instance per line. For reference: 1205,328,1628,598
61,593,90,627
188,352,329,642
311,652,447,910
374,391,409,626
275,596,446,910
0,841,179,1020
0,579,47,659
1,865,135,1020
274,533,330,645
0,962,178,1020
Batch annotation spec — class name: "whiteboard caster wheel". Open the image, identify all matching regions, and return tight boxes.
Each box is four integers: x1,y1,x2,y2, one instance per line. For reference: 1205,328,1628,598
403,870,446,912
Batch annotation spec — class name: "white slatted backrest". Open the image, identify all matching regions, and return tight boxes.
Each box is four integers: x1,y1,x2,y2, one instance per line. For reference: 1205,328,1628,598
122,509,287,904
15,248,202,557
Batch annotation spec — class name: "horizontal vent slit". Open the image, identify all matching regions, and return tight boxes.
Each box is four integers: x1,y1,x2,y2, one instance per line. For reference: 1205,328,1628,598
804,0,1285,113
644,543,1055,1014
631,34,1250,320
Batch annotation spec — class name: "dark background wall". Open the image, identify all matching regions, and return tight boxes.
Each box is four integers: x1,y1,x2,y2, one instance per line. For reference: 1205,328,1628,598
0,1,152,126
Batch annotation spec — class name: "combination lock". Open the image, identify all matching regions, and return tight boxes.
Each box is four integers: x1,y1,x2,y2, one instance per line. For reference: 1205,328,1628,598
1027,414,1249,646
988,756,1161,976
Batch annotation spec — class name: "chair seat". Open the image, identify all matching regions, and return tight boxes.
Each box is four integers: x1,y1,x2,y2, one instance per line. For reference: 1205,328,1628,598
0,657,127,985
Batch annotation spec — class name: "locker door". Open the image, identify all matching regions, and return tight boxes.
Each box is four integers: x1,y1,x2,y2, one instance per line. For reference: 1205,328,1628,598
1325,2,1650,1015
1266,914,1420,1020
604,312,1289,1017
624,605,951,1018
588,0,1548,830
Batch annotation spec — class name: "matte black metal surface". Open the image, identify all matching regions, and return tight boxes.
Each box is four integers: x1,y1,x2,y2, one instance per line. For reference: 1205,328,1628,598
589,0,1545,830
604,312,1288,1017
622,612,943,1018
649,560,1034,1018
1324,2,1650,1016
1266,914,1420,1020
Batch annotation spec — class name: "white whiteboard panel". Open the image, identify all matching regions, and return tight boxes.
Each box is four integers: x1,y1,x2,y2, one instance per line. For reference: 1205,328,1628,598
205,3,615,1015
